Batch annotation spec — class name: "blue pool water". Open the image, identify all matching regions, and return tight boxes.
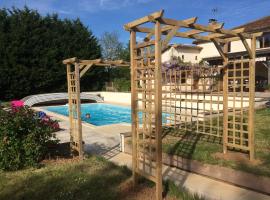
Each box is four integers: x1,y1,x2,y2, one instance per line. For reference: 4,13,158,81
46,103,168,126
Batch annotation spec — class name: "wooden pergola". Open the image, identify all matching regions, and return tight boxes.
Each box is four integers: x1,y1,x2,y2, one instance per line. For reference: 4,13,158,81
124,10,262,200
63,57,129,158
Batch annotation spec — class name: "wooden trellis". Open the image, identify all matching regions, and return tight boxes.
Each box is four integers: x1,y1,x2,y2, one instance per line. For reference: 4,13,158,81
124,10,261,200
63,58,129,158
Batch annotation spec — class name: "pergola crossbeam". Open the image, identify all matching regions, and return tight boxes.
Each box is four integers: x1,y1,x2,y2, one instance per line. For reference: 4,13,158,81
133,26,215,42
124,10,164,30
124,13,254,43
161,25,180,50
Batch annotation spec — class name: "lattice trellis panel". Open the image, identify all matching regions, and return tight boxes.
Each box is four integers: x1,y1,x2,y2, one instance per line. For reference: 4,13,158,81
134,43,158,182
224,58,253,152
162,65,224,138
66,64,83,157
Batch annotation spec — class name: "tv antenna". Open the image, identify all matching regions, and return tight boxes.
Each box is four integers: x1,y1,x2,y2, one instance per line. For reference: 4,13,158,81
212,7,219,18
209,7,219,24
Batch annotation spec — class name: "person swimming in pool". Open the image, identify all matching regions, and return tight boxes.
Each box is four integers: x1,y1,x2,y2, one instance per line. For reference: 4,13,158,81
85,113,91,119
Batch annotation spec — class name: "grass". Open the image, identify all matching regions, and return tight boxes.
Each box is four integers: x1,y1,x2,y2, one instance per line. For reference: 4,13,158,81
0,155,205,200
162,108,270,177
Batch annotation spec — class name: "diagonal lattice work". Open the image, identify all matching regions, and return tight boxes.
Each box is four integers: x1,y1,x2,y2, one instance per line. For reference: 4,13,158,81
125,9,260,200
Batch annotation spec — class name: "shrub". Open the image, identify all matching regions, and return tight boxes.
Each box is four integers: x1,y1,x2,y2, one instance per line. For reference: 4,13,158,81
113,78,131,92
0,106,59,170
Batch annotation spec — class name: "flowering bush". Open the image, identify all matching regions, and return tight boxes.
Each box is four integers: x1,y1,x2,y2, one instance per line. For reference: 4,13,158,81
11,100,24,111
0,106,59,170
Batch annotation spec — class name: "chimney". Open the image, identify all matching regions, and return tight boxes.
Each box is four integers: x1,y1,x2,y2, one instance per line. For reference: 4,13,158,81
209,18,218,25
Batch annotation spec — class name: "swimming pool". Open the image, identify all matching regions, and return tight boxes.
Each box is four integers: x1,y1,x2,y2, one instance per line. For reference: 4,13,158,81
45,103,168,126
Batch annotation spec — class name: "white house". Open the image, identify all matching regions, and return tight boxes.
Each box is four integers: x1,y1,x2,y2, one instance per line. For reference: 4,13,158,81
162,15,270,89
162,44,202,64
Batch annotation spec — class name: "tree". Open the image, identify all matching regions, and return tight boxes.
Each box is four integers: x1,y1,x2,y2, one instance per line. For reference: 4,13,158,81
0,7,101,100
99,32,131,91
99,31,123,60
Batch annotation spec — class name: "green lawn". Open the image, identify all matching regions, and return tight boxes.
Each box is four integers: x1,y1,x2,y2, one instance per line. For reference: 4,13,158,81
163,108,270,177
0,155,205,200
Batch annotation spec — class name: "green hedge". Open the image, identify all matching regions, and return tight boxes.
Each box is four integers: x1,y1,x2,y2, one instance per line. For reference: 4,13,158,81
0,107,58,170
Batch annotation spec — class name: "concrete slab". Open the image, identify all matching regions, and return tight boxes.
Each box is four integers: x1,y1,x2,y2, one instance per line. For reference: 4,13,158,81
110,153,270,200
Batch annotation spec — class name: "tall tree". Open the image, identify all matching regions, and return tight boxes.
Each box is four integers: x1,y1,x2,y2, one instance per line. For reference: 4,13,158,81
99,31,124,60
99,32,131,91
0,7,102,100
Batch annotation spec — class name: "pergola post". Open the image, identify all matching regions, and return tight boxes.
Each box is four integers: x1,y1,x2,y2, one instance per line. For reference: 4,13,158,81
66,63,74,147
249,35,256,160
222,43,229,154
74,61,83,158
154,20,163,200
130,30,138,187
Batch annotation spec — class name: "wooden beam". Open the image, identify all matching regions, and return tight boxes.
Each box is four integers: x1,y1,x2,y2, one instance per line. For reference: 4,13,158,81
161,25,180,50
144,32,153,42
154,20,163,200
211,39,227,61
79,59,129,67
219,32,263,43
80,63,93,78
184,29,204,36
124,10,164,30
248,35,256,161
134,26,215,42
135,40,155,49
175,31,213,41
238,33,253,59
79,59,102,66
222,43,229,155
66,64,73,147
74,62,83,159
130,30,138,188
205,28,245,40
63,57,78,64
159,17,251,38
159,17,197,28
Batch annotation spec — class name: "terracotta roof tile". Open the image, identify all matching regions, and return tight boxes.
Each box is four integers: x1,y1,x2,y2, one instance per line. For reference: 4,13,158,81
233,15,270,33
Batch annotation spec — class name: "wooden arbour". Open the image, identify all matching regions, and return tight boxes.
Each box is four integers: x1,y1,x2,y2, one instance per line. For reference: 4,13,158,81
124,10,262,200
63,57,129,158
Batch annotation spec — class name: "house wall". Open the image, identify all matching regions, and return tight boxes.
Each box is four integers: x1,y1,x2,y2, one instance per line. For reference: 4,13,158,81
162,47,201,63
198,39,253,59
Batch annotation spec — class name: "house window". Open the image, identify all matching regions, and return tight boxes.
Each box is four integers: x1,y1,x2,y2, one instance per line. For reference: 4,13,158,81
256,33,270,48
195,56,198,60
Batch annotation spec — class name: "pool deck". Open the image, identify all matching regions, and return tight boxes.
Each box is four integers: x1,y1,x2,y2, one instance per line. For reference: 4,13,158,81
35,105,270,200
34,106,131,156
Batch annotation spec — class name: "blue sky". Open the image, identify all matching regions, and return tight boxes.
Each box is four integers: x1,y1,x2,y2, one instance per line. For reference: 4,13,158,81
1,0,270,44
